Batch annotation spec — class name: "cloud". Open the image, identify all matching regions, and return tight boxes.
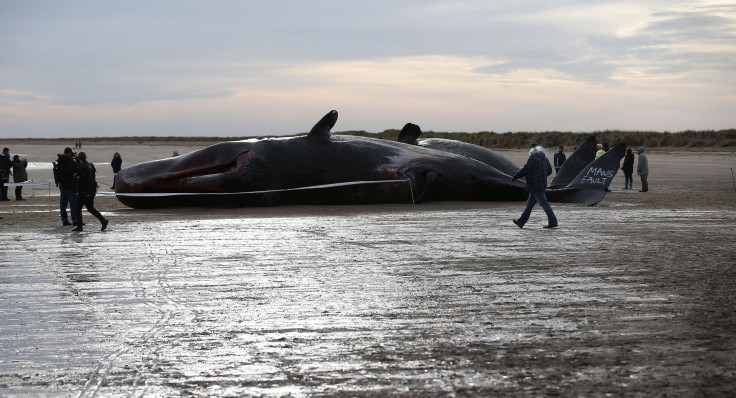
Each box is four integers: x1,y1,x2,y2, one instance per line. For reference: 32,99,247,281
0,1,734,137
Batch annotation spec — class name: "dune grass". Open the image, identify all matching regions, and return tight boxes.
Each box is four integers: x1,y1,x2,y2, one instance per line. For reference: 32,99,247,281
6,129,735,149
343,129,736,149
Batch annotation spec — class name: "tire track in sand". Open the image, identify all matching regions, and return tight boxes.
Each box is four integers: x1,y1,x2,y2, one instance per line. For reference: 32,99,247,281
21,234,124,398
24,231,201,397
123,239,203,397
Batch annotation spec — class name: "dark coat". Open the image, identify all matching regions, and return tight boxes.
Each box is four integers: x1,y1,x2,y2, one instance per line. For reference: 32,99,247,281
554,151,566,170
76,161,98,195
621,153,634,174
0,154,11,180
12,160,28,182
111,157,122,173
56,154,78,190
513,151,552,192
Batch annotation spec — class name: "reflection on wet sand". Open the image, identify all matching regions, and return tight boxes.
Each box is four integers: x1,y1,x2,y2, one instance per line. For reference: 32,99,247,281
1,205,734,396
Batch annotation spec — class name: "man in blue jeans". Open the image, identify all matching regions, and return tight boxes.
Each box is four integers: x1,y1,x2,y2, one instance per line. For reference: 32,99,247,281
55,147,80,226
511,144,558,229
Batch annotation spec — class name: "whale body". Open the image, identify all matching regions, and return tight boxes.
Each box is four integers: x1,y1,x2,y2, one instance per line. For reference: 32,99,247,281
115,110,624,208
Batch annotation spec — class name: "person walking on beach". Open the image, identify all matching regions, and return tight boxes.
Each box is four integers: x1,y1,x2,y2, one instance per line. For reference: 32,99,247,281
621,148,635,189
72,152,108,232
511,144,558,229
0,147,12,201
110,152,122,189
12,155,28,200
637,147,649,192
553,145,566,174
55,148,80,226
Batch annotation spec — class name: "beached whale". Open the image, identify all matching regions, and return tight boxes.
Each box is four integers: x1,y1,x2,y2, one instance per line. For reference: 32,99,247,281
397,122,521,177
396,122,624,204
114,110,624,208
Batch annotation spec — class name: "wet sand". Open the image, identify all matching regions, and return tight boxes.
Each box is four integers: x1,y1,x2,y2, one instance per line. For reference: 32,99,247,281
1,143,735,396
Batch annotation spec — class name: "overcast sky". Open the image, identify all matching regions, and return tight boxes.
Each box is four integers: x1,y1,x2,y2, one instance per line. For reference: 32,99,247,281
1,1,735,138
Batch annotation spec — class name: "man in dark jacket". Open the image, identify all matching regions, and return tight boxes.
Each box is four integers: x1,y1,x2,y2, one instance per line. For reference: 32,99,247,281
0,147,12,201
71,152,108,232
55,148,80,226
553,145,566,174
511,144,558,228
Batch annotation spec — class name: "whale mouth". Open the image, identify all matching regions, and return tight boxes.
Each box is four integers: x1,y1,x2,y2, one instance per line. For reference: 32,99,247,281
153,162,236,189
148,151,250,190
175,151,258,192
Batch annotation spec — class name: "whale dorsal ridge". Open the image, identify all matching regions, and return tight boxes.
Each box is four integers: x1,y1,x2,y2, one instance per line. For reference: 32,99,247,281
308,110,338,142
397,123,421,144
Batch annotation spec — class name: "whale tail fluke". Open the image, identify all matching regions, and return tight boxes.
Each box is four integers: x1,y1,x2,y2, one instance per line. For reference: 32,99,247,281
546,143,626,206
549,136,597,189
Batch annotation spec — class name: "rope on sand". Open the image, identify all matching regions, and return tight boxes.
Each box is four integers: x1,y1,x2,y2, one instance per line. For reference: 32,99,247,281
6,179,419,213
102,179,419,212
99,179,419,211
99,179,410,197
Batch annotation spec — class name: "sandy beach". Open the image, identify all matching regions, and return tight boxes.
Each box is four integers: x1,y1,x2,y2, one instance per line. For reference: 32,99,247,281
1,142,735,396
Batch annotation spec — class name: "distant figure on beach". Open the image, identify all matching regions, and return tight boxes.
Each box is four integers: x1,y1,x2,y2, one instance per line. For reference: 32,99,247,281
55,148,80,226
511,144,558,229
595,144,605,159
12,155,28,201
637,147,649,192
553,145,566,174
173,150,179,157
72,152,108,232
110,152,122,189
621,148,635,189
0,147,11,201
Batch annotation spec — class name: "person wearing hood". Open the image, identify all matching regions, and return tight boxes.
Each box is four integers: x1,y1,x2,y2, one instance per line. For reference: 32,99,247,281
511,144,558,229
637,147,649,192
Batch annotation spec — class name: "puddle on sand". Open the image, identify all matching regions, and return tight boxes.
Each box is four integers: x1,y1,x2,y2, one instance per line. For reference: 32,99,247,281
1,206,734,396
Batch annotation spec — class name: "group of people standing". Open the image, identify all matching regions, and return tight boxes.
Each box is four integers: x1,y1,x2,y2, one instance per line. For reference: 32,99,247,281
621,147,649,192
513,143,651,229
1,147,123,232
1,146,125,231
0,147,29,201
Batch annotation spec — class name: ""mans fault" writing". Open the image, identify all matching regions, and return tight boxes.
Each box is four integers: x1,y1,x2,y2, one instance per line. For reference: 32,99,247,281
581,167,615,185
